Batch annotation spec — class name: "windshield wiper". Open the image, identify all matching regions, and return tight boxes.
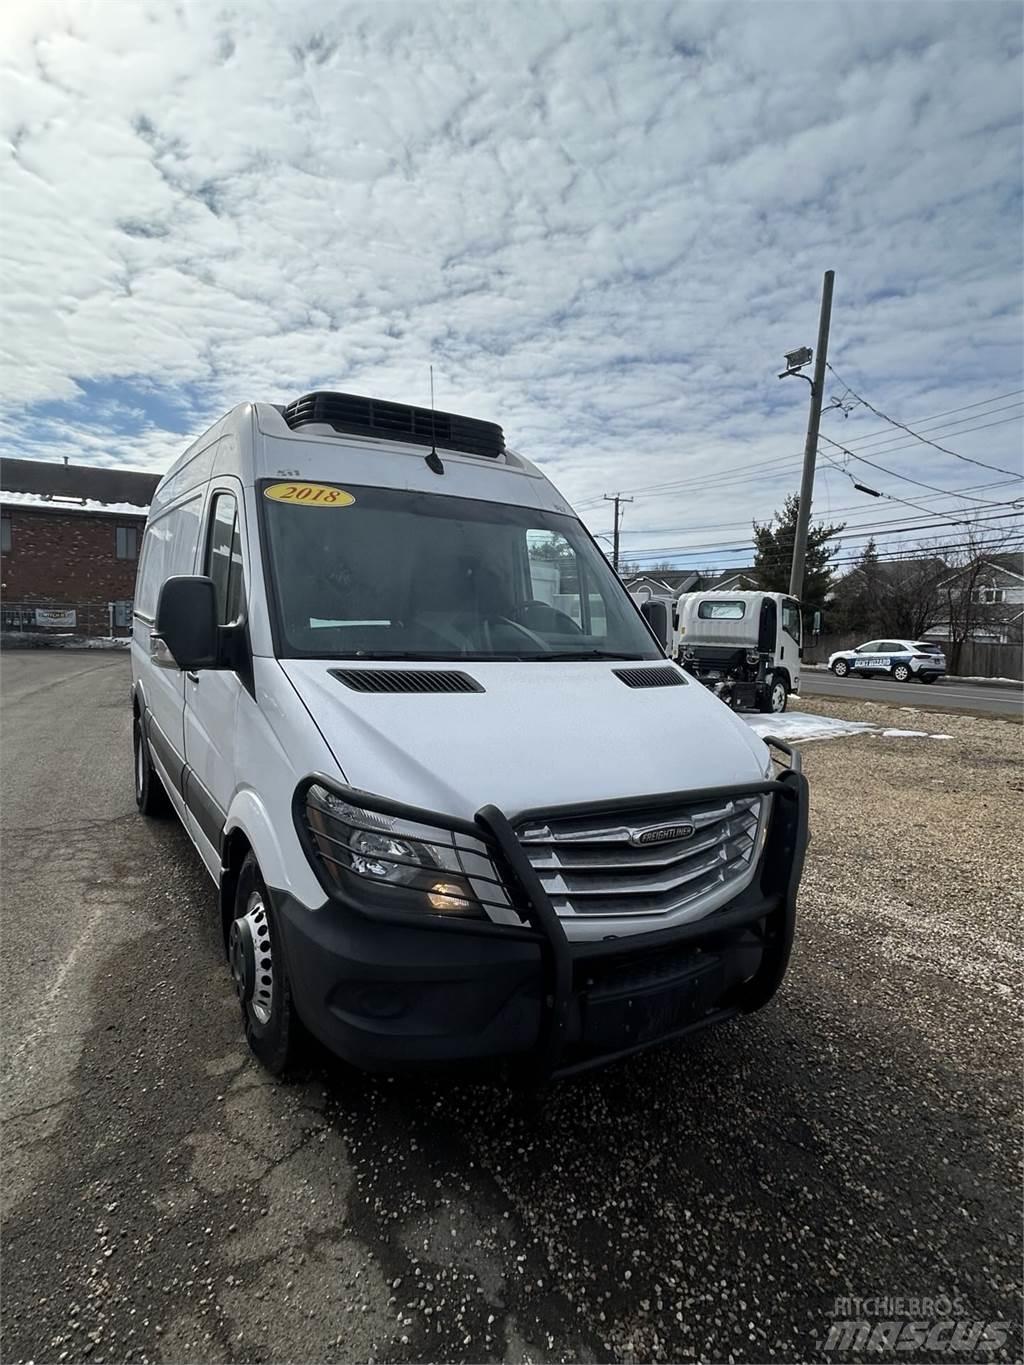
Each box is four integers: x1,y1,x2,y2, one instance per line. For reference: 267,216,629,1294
536,651,648,661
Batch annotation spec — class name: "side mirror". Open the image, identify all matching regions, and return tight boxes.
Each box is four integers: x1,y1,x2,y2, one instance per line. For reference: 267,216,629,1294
154,576,219,671
640,600,670,648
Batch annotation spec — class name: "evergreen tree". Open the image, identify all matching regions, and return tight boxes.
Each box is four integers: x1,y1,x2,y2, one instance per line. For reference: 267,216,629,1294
832,538,882,633
752,494,844,613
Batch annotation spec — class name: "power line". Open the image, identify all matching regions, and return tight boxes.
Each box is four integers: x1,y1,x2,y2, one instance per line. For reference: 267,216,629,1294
615,508,1022,562
824,402,1023,457
825,362,1023,478
598,477,1023,538
818,432,1014,505
823,388,1023,448
572,406,1022,510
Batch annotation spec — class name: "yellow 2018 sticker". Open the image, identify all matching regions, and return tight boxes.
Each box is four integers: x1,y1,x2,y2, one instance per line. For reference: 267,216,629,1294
264,482,355,507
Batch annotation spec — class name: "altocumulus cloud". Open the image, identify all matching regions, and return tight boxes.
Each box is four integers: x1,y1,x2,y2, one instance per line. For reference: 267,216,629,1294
0,0,1021,561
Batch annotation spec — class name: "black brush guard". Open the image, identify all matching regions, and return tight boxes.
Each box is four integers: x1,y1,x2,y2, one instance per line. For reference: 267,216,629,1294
294,737,809,1082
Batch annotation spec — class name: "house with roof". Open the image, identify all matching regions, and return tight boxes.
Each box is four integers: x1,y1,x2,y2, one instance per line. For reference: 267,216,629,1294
621,567,757,601
1,458,158,637
926,552,1024,646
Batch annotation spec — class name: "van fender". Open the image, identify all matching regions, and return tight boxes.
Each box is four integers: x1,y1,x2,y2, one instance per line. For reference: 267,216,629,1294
219,788,324,945
223,787,290,890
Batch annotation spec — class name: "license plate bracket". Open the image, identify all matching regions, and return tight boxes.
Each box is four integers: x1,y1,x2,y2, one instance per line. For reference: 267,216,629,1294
581,956,725,1049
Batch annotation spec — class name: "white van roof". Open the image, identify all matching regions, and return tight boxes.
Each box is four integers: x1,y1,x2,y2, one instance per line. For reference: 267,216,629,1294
150,392,568,519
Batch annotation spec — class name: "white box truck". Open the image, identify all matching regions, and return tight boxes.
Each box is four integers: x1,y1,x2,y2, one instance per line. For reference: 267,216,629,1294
677,590,802,714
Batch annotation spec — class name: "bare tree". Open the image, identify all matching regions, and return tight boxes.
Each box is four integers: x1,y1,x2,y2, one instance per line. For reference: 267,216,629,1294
874,551,946,639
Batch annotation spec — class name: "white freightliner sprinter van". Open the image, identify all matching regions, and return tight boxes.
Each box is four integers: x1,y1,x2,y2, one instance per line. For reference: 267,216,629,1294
132,391,808,1080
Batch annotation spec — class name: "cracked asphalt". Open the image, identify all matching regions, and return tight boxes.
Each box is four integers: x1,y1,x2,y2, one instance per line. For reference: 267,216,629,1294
2,650,1021,1364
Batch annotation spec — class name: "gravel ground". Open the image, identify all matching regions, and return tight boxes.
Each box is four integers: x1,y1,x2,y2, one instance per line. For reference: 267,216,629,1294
3,655,1022,1365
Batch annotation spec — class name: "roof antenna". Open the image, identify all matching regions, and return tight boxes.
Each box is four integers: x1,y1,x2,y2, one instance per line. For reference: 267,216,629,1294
425,364,445,475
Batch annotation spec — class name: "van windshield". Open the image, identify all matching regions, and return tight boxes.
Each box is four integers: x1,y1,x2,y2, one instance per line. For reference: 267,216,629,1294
261,483,661,661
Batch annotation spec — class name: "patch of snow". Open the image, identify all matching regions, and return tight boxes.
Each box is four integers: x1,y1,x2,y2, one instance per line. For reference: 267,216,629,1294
744,714,961,745
0,490,147,516
744,713,876,742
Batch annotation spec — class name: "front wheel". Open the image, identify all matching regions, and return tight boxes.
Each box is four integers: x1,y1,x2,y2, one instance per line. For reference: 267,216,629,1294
134,715,170,817
229,853,301,1075
892,663,912,683
831,659,850,677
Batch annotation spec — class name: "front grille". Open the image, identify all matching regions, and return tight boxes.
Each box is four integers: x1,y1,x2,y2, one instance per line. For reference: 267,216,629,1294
517,793,767,922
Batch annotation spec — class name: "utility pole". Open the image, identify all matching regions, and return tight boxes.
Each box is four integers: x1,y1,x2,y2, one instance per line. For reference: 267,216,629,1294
781,268,835,599
603,493,633,572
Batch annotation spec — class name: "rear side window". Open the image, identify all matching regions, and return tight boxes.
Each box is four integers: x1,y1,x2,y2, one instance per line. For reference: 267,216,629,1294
135,496,203,618
914,641,943,654
204,493,244,624
698,600,745,620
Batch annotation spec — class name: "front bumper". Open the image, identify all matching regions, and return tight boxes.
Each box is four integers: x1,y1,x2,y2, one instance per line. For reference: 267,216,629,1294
273,742,809,1081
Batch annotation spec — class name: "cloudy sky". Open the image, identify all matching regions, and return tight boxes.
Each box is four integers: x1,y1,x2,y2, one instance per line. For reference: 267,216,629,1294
2,0,1021,571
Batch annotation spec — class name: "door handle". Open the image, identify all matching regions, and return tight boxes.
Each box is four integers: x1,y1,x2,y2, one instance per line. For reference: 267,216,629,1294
186,671,200,684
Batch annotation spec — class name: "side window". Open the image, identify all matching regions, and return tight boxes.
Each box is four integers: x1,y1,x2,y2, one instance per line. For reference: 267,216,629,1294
205,493,244,625
135,497,203,618
525,531,607,638
880,641,903,653
116,525,138,560
857,641,880,654
781,600,801,641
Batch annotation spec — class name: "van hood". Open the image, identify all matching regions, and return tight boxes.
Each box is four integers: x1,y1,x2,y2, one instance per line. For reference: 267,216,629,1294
280,659,770,823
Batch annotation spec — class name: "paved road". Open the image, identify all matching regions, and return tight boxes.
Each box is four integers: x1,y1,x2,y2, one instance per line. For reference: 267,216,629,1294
801,668,1023,718
2,650,1020,1364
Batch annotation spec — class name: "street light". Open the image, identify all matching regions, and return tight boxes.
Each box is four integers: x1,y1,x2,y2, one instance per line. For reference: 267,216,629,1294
782,346,813,373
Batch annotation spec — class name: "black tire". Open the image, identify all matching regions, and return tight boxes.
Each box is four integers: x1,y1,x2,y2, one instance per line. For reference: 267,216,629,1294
229,853,301,1075
892,663,912,683
831,659,850,677
757,674,788,714
134,714,171,817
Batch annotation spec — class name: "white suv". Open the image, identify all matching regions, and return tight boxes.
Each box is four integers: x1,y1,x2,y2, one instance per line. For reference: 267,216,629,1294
829,639,947,683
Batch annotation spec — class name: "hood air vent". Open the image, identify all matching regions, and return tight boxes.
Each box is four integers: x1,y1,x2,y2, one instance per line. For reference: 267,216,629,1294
330,668,484,695
282,391,505,460
613,666,686,689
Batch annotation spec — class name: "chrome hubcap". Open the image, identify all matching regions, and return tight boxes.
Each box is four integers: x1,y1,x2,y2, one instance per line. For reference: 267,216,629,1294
229,893,273,1025
771,683,786,712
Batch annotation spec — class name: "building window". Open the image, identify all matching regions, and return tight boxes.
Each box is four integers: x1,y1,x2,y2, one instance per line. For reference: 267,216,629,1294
972,587,1005,605
1,515,10,552
116,525,138,560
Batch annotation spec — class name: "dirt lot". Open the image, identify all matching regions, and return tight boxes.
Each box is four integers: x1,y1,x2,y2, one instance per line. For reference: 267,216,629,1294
2,654,1022,1364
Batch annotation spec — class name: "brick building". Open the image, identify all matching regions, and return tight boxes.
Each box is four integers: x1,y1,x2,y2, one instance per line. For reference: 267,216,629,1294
1,458,159,637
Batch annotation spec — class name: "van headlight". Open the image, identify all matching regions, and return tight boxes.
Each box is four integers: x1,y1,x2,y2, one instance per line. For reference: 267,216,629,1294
300,783,509,919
